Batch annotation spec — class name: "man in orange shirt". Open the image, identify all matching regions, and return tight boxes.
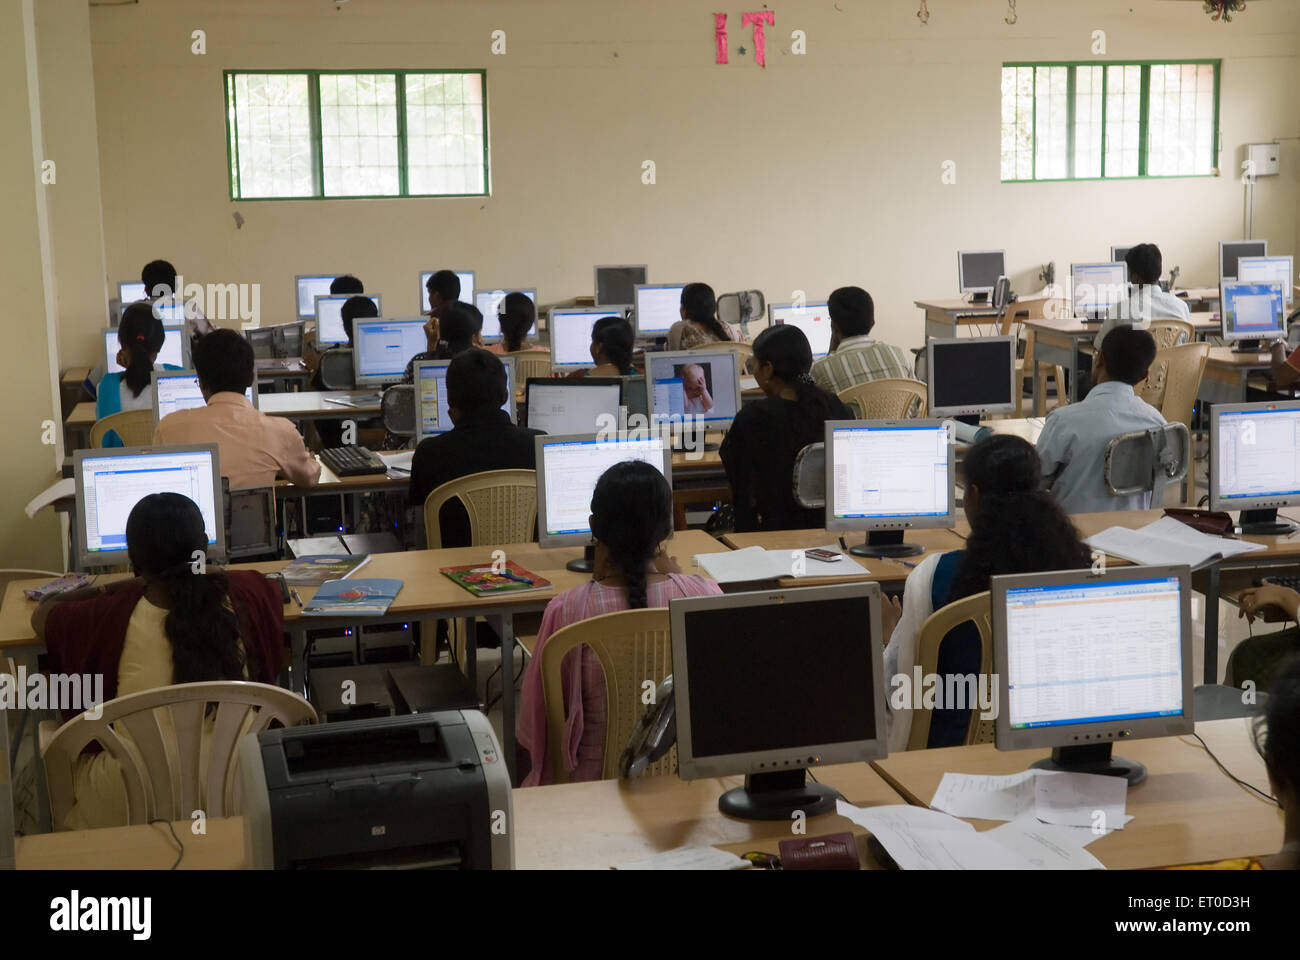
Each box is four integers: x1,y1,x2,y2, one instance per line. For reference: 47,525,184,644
153,330,321,490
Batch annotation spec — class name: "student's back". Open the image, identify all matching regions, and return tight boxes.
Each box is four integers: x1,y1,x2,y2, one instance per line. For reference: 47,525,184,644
810,286,913,396
667,282,736,350
96,304,180,446
1093,243,1189,349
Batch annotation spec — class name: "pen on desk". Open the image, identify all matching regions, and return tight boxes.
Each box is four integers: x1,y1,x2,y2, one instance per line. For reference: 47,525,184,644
289,588,304,608
899,560,919,569
838,537,849,553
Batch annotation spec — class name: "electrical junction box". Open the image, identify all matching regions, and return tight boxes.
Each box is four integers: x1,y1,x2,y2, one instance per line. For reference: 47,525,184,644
1246,142,1280,177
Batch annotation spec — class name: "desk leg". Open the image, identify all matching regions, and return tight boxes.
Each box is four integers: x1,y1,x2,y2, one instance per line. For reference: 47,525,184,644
501,614,517,783
1204,565,1220,685
465,617,478,692
289,626,308,695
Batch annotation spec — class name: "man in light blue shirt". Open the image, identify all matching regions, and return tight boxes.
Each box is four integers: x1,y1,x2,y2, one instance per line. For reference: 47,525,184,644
1092,243,1191,350
1038,327,1165,514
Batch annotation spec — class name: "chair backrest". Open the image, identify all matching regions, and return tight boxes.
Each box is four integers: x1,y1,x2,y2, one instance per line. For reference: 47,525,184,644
504,350,553,383
792,442,826,509
244,327,276,360
907,592,994,750
90,409,154,448
381,384,416,436
1136,342,1209,428
318,349,356,390
225,486,278,559
717,290,767,338
1105,422,1191,500
538,608,674,783
42,680,316,829
423,468,538,549
689,340,753,360
838,378,928,419
1148,319,1194,350
274,321,305,358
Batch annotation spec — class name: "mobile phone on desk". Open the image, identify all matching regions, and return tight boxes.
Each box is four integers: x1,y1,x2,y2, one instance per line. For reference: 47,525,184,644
805,548,843,563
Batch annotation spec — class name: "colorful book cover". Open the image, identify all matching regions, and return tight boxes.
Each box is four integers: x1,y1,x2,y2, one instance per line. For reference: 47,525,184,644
441,560,553,597
301,578,402,616
281,554,371,585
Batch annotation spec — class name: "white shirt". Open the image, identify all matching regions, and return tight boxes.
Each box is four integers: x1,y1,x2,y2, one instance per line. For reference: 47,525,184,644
1093,285,1191,349
1037,380,1166,514
882,552,943,753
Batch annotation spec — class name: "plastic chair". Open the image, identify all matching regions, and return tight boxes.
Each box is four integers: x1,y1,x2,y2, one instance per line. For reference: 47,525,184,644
381,384,416,437
1138,342,1209,431
41,680,316,829
1105,423,1191,505
318,349,356,390
90,409,153,448
1148,319,1194,350
792,442,825,509
538,608,674,783
423,468,538,549
997,297,1065,417
717,290,767,339
907,592,994,751
504,350,553,383
838,378,927,419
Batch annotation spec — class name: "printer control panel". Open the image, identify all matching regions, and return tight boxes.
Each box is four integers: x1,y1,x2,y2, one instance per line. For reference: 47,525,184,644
468,725,500,767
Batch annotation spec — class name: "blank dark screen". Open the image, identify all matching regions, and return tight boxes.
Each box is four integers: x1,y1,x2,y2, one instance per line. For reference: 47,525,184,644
1222,243,1267,279
962,253,1005,289
932,341,1012,410
596,267,647,306
683,597,876,758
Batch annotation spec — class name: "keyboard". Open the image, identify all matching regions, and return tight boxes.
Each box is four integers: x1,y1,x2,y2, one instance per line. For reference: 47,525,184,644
320,445,389,477
1262,574,1300,592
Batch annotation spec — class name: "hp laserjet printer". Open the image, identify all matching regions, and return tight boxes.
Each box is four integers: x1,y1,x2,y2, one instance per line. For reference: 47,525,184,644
238,710,512,869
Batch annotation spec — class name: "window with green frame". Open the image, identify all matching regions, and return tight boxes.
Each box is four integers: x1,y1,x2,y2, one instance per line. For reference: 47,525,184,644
224,70,489,199
1000,61,1219,182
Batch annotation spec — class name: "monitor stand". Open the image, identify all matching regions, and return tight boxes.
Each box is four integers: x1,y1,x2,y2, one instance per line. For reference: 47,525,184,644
1231,338,1261,354
954,414,981,428
718,769,840,821
566,544,595,574
848,530,924,559
1238,508,1297,536
1031,742,1146,786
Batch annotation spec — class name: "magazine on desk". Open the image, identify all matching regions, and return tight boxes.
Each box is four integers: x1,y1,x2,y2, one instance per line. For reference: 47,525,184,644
301,578,403,616
441,561,552,597
280,554,371,585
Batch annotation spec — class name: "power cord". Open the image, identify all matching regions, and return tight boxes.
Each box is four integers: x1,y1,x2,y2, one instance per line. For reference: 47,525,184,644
1181,733,1276,805
148,818,185,870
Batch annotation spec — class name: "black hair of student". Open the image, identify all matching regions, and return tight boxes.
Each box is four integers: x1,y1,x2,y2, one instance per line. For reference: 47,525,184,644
427,269,461,303
330,274,364,296
441,301,483,354
125,493,246,685
1124,244,1163,286
118,302,166,398
1100,326,1158,385
948,434,1092,603
340,294,379,344
752,324,842,427
827,286,875,338
1255,654,1300,800
192,329,254,396
141,260,177,299
590,461,674,611
446,348,508,414
591,315,635,375
499,292,537,352
680,282,730,342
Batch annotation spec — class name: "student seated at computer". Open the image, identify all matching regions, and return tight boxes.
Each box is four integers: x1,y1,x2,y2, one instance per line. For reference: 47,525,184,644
143,258,213,338
720,324,853,531
311,295,380,446
1036,326,1164,514
403,300,483,384
330,274,364,296
408,349,541,547
516,461,722,785
417,268,462,352
153,329,321,489
1092,243,1189,349
810,286,913,395
33,492,287,830
881,434,1091,750
666,283,737,351
583,315,637,378
1230,582,1300,693
489,292,548,355
1258,655,1300,869
95,303,184,446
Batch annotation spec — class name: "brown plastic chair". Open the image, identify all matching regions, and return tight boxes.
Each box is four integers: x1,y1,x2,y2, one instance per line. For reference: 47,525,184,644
1137,342,1209,428
503,350,553,383
838,378,928,419
1148,319,1194,350
422,468,538,549
906,592,994,751
689,340,754,365
998,297,1066,417
90,409,154,448
538,608,673,783
40,680,316,829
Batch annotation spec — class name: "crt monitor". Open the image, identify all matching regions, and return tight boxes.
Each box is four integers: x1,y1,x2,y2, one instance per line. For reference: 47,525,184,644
644,349,742,436
103,325,187,374
419,270,475,313
1110,246,1132,264
525,379,623,436
413,357,515,438
633,283,684,338
474,289,538,343
594,265,648,307
991,564,1193,785
535,432,671,571
295,275,337,320
314,294,381,346
671,582,887,820
1071,261,1128,319
926,336,1017,420
1209,399,1300,536
957,250,1006,300
73,444,225,570
1236,255,1294,309
351,317,428,387
549,306,615,371
119,281,147,303
1220,240,1268,281
1220,281,1285,349
768,301,833,359
152,370,257,425
825,419,955,559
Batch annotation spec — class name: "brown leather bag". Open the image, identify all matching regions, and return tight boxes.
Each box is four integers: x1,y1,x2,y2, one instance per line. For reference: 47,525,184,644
1163,507,1234,537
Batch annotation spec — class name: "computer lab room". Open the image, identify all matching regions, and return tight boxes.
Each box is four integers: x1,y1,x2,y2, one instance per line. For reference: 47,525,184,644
2,0,1298,891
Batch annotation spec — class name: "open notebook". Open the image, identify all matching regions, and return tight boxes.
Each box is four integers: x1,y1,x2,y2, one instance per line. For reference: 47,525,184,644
1086,516,1265,568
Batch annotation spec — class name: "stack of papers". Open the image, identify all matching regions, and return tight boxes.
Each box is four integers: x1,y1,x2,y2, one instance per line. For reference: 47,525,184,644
694,546,860,583
380,450,415,476
929,769,1132,840
614,847,749,870
1086,515,1265,567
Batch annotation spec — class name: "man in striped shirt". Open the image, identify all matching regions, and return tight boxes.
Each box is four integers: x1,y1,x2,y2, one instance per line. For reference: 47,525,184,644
810,286,914,396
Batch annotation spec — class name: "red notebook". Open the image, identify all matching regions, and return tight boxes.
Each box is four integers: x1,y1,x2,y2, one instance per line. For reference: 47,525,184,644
441,560,552,597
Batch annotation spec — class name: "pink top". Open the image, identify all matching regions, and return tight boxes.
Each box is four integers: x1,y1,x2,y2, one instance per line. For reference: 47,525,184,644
516,573,722,786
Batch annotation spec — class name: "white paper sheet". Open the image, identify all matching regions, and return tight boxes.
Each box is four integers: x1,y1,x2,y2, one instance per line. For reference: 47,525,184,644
1033,769,1129,829
983,817,1107,870
695,545,859,583
929,770,1037,821
614,846,749,870
1086,516,1264,567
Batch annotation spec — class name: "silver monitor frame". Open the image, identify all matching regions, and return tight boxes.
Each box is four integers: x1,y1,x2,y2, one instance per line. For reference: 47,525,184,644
632,283,685,338
412,356,516,438
118,281,148,303
594,264,649,307
351,316,428,387
548,306,618,371
151,369,259,426
643,348,743,432
313,293,381,346
766,300,833,358
823,419,957,534
419,270,476,314
1219,281,1286,343
926,336,1018,418
957,249,1007,296
1236,255,1295,309
473,288,538,343
1219,239,1268,282
1110,245,1133,264
524,378,624,434
102,324,189,373
1070,261,1129,319
1208,399,1300,513
294,274,339,320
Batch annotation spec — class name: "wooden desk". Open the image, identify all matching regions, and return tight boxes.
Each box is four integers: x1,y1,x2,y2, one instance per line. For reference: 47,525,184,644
16,817,246,870
1199,347,1274,405
64,402,96,451
914,298,1003,343
722,527,967,588
258,390,381,421
872,718,1282,869
254,357,309,392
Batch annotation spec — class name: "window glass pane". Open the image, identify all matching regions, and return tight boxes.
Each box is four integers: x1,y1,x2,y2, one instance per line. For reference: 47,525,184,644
320,73,400,196
405,73,488,195
1104,64,1142,177
1073,65,1103,178
1034,66,1069,180
1000,67,1035,181
1148,62,1215,176
228,73,314,198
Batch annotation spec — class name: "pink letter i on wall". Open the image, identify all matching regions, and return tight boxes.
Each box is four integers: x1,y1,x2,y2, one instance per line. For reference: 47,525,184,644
715,13,728,64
